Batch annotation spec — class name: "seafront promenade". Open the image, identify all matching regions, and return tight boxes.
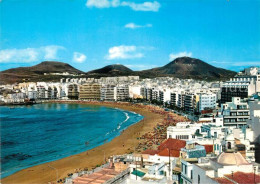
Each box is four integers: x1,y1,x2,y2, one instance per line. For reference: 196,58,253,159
1,101,188,184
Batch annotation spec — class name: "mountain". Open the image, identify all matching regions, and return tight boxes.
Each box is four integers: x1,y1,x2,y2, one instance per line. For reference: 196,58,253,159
0,57,236,84
86,64,135,77
0,61,85,84
137,57,236,80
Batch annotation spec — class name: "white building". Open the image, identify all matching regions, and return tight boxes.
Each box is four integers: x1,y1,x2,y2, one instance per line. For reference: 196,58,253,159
101,84,116,101
199,93,216,112
221,67,260,103
167,122,200,140
116,85,129,101
192,151,258,184
247,99,260,144
221,97,250,127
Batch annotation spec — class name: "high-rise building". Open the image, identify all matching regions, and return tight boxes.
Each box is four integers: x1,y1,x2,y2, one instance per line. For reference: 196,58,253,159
221,97,250,127
221,67,260,103
79,83,101,100
116,85,129,101
68,84,79,100
101,84,116,101
199,93,216,112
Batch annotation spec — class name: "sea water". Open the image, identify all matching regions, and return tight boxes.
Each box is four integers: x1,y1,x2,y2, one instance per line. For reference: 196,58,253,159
0,103,143,178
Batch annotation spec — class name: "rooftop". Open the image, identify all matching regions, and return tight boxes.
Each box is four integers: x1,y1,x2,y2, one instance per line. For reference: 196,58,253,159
214,177,234,184
203,144,213,154
131,170,146,177
197,164,215,171
224,171,260,184
158,138,186,151
217,152,249,166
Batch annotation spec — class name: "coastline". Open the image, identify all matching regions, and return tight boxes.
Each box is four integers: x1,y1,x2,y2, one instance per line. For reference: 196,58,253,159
1,101,167,184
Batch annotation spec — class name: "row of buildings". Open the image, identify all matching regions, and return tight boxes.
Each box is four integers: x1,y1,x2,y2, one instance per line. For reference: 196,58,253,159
1,67,259,113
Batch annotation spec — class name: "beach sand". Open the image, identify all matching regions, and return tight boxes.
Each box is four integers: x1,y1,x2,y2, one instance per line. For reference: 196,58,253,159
1,102,166,184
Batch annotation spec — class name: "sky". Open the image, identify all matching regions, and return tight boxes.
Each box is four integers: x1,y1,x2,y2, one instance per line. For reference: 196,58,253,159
0,0,259,72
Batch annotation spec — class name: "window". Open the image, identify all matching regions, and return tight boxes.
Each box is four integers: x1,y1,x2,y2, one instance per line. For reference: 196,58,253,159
185,165,187,174
198,175,200,184
214,132,217,138
191,170,193,179
227,142,232,149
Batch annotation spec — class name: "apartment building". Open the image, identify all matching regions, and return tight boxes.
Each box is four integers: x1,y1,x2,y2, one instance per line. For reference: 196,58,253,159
68,84,79,100
116,85,129,101
37,85,47,99
178,93,185,109
199,93,216,112
221,97,250,127
151,89,159,101
170,92,178,106
79,83,101,100
101,84,116,101
184,93,195,113
221,67,260,103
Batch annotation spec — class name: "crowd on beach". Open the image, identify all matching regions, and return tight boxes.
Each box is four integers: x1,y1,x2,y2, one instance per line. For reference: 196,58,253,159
134,105,189,152
48,100,188,183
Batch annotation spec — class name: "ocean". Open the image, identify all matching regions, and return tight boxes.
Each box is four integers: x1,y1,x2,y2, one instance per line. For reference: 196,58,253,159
0,103,143,178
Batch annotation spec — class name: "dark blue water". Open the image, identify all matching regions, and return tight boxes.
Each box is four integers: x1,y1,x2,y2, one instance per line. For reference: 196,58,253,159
0,103,143,178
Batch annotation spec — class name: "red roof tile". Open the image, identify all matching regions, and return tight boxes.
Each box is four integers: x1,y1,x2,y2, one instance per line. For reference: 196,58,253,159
158,138,186,151
157,148,180,157
203,144,213,154
142,149,159,155
214,177,234,184
225,171,260,184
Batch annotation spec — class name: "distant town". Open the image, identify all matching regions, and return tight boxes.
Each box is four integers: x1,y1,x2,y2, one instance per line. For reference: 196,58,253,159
1,66,259,184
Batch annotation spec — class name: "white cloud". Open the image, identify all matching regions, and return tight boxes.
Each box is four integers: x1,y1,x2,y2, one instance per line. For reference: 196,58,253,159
169,51,192,61
86,0,111,8
43,45,65,60
0,45,65,63
121,1,160,12
105,45,144,60
125,23,152,29
86,0,160,12
73,52,87,63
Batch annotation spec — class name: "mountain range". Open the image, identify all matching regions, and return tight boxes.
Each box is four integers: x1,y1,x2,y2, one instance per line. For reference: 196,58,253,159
0,57,236,84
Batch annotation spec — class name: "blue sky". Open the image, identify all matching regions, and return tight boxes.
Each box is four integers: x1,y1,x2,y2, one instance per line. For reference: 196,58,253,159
0,0,259,72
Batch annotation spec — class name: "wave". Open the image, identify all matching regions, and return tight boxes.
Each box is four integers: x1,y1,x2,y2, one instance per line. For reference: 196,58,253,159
116,111,130,130
123,112,130,123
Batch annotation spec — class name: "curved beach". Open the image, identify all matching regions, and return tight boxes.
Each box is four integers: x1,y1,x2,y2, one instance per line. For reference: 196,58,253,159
1,102,185,184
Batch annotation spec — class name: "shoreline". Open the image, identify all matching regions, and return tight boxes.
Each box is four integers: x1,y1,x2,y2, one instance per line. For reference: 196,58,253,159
0,102,143,179
1,101,167,184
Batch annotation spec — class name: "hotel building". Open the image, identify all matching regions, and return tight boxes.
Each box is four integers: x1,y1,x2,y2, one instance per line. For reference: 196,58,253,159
79,83,101,100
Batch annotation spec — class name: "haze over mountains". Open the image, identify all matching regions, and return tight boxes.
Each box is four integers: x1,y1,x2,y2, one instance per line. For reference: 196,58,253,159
0,57,236,84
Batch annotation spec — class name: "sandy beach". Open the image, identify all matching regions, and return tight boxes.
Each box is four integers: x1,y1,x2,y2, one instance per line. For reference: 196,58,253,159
1,101,184,184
